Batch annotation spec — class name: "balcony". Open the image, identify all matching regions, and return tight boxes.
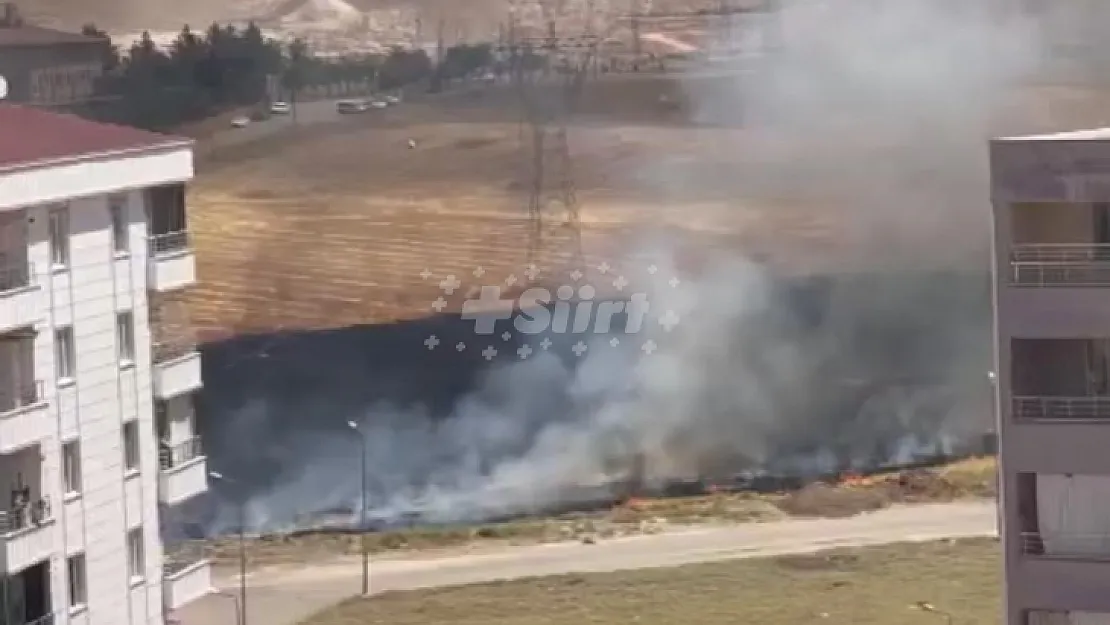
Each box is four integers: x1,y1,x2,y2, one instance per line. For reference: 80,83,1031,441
147,231,195,292
1021,531,1110,559
152,345,202,399
0,381,49,453
0,497,54,574
163,542,212,609
1013,396,1110,421
159,436,207,504
1010,244,1110,287
0,263,41,333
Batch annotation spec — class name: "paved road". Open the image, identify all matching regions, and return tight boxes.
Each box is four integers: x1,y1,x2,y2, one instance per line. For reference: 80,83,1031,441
175,501,997,625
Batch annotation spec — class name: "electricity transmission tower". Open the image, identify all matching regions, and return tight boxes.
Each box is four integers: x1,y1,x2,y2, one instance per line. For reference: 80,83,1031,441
505,2,611,270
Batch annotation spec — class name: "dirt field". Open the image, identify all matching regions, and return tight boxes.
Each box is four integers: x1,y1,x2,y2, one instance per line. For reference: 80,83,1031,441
199,456,996,567
184,70,1110,337
299,537,1001,625
184,75,857,337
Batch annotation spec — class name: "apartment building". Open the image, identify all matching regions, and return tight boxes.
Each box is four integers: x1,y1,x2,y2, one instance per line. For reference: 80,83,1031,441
0,101,209,624
993,129,1110,625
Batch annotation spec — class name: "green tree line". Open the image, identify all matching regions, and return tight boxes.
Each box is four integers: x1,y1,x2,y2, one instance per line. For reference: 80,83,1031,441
76,23,495,130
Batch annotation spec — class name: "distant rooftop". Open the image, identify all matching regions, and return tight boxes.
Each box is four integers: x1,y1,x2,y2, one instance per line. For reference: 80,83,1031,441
996,128,1110,142
0,2,103,47
0,104,191,171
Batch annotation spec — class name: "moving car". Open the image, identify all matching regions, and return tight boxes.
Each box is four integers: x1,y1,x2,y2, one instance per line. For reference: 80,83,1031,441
368,100,389,109
270,101,291,114
230,116,250,128
336,99,368,114
383,94,401,105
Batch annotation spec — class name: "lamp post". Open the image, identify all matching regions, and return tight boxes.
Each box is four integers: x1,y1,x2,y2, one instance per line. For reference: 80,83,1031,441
210,471,248,625
347,421,370,596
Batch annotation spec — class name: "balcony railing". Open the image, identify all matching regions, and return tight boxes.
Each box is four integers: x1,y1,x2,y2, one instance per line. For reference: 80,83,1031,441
1020,531,1110,558
0,496,51,534
0,381,44,416
1011,243,1110,286
1013,395,1110,420
164,540,208,577
160,436,204,471
0,262,33,293
19,614,56,625
149,231,190,257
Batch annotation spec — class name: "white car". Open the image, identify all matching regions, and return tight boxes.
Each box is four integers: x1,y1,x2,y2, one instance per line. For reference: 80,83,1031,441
368,100,389,109
270,101,291,114
337,100,369,114
383,95,401,105
230,116,251,128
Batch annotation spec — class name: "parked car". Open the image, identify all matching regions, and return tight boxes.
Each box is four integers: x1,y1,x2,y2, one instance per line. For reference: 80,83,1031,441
337,100,368,114
230,116,251,128
383,94,401,105
368,100,389,109
270,101,291,114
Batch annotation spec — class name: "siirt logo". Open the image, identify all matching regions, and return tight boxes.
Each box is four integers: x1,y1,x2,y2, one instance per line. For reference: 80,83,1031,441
462,284,651,335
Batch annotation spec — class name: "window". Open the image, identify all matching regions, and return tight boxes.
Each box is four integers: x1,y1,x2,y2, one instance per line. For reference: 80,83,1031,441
123,421,140,472
109,197,129,253
55,326,75,380
116,312,135,363
62,441,82,495
127,527,145,580
67,553,87,607
49,207,70,267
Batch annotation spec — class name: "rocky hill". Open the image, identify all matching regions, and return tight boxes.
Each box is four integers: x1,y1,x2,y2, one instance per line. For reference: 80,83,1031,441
26,0,718,40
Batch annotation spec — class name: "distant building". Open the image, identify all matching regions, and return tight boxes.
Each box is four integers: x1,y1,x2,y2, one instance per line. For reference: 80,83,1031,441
0,3,105,106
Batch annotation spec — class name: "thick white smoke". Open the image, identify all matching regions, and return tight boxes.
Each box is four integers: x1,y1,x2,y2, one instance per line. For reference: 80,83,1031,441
192,0,1100,535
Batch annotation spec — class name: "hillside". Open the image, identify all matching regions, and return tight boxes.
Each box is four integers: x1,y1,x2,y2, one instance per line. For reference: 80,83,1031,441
25,0,718,39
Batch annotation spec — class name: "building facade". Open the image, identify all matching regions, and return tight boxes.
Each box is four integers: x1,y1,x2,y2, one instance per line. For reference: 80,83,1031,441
0,3,105,107
992,129,1110,625
0,103,209,624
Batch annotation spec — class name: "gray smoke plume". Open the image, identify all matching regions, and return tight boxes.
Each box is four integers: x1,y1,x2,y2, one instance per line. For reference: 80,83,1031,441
194,0,1091,535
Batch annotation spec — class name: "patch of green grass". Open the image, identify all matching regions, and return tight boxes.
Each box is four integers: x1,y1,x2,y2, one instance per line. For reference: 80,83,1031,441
301,538,1002,625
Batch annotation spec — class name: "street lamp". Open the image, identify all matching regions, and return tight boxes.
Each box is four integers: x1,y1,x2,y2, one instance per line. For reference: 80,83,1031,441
210,471,248,625
347,421,370,596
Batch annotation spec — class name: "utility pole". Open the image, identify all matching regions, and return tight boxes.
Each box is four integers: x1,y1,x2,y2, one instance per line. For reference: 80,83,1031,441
630,0,641,68
436,15,446,66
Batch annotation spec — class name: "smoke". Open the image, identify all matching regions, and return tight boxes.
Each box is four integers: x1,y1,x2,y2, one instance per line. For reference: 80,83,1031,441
195,0,1078,534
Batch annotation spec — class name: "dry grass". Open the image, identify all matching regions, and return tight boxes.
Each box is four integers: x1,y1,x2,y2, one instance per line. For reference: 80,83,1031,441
200,456,997,567
300,537,1002,625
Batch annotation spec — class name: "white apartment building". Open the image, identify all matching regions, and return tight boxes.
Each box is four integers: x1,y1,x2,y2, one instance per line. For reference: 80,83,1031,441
0,101,210,624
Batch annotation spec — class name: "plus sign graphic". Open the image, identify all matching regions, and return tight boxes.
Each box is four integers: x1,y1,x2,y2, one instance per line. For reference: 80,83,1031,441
481,345,498,361
439,275,461,295
461,286,514,335
659,310,681,332
424,335,440,350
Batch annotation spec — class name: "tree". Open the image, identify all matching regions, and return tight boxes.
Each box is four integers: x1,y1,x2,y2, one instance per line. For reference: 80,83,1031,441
283,38,310,121
81,23,121,72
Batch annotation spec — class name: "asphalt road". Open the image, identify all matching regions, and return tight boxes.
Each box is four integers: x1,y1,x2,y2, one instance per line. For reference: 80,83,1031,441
174,501,998,625
197,99,352,155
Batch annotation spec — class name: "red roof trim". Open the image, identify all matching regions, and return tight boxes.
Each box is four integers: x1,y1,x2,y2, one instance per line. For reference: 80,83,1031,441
0,104,193,173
